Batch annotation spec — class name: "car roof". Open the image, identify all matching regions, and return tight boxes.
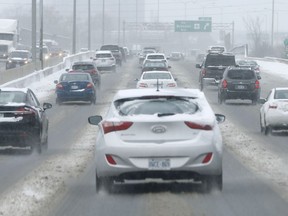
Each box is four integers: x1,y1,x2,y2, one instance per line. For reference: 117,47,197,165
0,87,29,93
73,61,94,65
113,88,203,101
274,87,288,91
96,50,112,54
142,70,172,74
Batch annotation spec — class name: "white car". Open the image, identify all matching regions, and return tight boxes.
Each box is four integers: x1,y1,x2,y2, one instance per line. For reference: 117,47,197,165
94,50,116,72
88,88,225,193
143,53,168,66
259,87,288,135
136,71,177,88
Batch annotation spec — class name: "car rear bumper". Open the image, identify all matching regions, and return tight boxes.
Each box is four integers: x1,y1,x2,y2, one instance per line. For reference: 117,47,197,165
56,90,95,101
266,111,288,128
222,90,259,100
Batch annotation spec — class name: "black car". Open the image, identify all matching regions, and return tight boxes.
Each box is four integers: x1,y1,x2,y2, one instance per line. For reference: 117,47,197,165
196,52,236,90
0,87,52,153
69,61,101,88
218,67,261,105
6,50,32,70
100,45,123,66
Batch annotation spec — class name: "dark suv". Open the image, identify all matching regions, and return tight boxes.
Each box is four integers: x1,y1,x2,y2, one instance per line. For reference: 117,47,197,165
196,52,236,90
100,45,123,66
69,61,101,87
218,67,261,105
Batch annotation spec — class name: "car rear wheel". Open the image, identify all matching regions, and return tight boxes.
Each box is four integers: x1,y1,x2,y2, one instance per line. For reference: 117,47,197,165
96,172,113,193
260,115,265,133
218,93,223,104
202,174,223,193
264,125,272,135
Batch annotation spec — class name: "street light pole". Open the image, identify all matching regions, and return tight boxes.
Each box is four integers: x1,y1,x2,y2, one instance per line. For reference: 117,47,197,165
102,0,105,45
72,0,76,54
31,0,36,64
157,0,160,22
118,0,121,45
40,0,44,69
88,0,91,50
271,0,274,47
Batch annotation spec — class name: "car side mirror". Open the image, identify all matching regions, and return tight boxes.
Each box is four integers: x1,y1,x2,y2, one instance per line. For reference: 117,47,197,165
65,68,69,72
258,98,266,104
43,102,52,110
168,66,171,69
88,115,103,125
54,80,58,84
215,114,225,124
257,75,261,80
196,64,201,68
135,78,139,81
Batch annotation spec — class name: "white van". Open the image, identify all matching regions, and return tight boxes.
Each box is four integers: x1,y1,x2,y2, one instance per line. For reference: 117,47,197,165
0,40,14,60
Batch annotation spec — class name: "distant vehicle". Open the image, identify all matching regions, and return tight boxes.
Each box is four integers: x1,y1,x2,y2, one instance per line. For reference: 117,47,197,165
0,87,52,154
141,59,171,73
218,67,261,105
69,61,101,87
136,71,177,88
36,45,51,61
143,53,168,66
94,50,116,72
236,59,261,76
54,72,97,105
0,19,19,59
79,48,89,52
169,52,182,61
195,53,206,63
123,47,130,59
259,87,288,135
207,45,226,54
100,45,122,66
88,88,225,193
138,49,156,66
6,50,32,70
196,52,236,90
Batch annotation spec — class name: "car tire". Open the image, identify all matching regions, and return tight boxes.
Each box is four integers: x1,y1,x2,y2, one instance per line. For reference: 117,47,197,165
264,125,272,135
218,93,223,104
202,174,223,193
199,79,204,91
260,115,265,133
96,172,113,193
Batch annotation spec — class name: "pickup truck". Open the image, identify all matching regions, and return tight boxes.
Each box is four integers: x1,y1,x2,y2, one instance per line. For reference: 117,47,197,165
196,52,236,91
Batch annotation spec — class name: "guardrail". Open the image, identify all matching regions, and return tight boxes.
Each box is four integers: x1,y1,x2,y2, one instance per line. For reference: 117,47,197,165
0,51,94,87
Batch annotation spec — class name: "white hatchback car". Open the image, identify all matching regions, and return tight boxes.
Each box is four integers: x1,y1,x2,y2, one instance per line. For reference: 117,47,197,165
136,71,177,88
94,50,116,72
88,88,225,193
259,87,288,135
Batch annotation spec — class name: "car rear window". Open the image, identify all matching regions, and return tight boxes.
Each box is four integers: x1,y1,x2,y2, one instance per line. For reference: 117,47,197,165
72,64,94,70
60,74,90,82
96,53,112,58
0,91,26,104
100,45,119,51
227,70,255,80
205,54,235,66
114,97,198,116
147,55,165,60
274,90,288,99
142,73,172,80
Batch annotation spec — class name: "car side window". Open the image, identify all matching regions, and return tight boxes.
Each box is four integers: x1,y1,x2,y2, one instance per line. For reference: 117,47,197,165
28,90,40,106
267,90,272,100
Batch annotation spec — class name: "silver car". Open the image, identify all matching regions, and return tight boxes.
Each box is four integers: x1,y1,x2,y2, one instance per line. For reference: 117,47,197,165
88,88,225,193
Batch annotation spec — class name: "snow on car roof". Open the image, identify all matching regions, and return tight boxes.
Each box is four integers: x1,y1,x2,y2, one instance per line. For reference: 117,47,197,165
0,87,28,93
95,50,112,54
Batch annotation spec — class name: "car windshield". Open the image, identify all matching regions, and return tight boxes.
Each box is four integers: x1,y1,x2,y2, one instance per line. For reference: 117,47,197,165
60,74,89,82
10,52,29,58
274,90,288,99
142,73,172,80
114,96,198,116
227,70,255,80
0,91,26,104
72,64,94,70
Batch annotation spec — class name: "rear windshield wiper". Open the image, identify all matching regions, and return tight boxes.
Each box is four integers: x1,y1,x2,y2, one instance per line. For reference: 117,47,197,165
157,113,176,117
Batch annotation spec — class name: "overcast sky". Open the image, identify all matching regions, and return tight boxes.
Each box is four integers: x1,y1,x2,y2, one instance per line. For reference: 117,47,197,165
0,0,288,33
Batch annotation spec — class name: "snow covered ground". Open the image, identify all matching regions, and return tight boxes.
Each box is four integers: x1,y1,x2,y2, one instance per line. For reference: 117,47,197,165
0,59,288,215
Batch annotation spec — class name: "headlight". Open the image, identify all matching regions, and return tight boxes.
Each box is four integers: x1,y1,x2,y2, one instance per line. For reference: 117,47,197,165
24,61,28,64
45,55,49,60
8,60,12,63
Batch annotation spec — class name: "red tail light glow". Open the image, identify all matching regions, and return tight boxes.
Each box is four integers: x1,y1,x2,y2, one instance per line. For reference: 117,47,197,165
56,83,64,89
138,83,148,88
201,69,206,76
222,80,228,88
255,80,260,89
202,153,213,164
106,155,117,165
167,83,176,87
269,103,277,109
86,83,94,88
102,121,133,134
91,69,97,74
16,107,36,116
184,122,213,130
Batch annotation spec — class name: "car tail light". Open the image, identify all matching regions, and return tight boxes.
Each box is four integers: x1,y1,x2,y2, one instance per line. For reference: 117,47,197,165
201,69,206,76
105,154,117,165
167,83,176,87
110,57,115,60
202,153,213,164
184,122,213,130
269,103,278,109
91,69,97,74
222,80,228,88
86,82,94,88
56,83,64,89
255,80,260,89
15,106,36,116
138,83,148,88
102,121,133,134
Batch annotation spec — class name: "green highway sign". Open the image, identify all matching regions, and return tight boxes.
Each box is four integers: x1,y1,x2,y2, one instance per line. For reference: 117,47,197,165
175,20,212,32
199,17,212,21
284,38,288,46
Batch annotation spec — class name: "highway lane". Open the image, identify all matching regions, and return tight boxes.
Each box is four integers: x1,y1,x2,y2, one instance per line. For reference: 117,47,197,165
45,58,288,216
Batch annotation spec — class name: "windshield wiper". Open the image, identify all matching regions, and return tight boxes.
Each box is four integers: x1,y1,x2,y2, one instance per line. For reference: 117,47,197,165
157,113,176,117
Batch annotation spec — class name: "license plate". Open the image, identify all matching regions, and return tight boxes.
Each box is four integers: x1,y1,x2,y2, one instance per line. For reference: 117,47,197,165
101,59,106,62
148,158,170,170
71,85,78,90
236,85,246,90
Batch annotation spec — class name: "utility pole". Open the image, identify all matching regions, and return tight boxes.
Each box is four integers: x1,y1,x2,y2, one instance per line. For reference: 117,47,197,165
118,0,121,45
122,20,126,46
31,0,37,65
88,0,91,50
40,0,44,69
72,0,76,54
271,0,275,47
102,0,105,45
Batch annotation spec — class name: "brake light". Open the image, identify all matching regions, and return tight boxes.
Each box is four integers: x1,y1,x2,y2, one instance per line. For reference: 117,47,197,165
110,57,115,60
255,80,260,89
222,79,228,88
102,121,133,134
184,122,213,130
91,69,97,74
201,69,206,76
56,83,63,89
138,83,148,88
86,82,94,88
167,83,176,87
16,107,36,116
269,103,277,109
106,155,117,165
202,153,213,164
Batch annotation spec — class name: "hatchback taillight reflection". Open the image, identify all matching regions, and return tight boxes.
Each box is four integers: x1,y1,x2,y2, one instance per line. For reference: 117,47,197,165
102,121,133,134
